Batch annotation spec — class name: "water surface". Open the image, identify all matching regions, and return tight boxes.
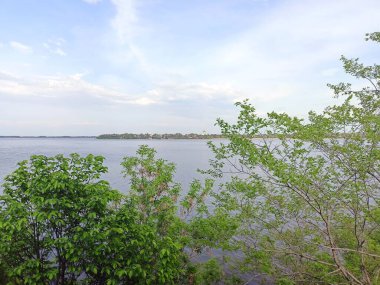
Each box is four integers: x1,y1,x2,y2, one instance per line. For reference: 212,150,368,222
0,138,222,192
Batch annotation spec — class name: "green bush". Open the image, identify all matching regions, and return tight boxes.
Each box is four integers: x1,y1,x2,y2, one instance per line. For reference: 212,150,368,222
0,151,186,284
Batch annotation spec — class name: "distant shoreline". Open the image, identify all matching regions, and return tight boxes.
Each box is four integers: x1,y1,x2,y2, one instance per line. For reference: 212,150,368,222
96,133,286,139
96,133,225,140
0,133,352,140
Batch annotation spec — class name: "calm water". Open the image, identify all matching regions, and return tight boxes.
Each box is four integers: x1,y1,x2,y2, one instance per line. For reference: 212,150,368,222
0,138,222,193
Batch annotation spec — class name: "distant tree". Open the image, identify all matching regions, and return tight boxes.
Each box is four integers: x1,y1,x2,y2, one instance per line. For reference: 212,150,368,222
207,32,380,284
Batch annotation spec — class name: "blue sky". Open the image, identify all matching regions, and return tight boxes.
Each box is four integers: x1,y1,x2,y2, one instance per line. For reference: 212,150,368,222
0,0,379,135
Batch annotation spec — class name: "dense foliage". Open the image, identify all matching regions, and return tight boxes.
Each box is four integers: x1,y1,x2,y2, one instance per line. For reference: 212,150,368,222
0,150,189,284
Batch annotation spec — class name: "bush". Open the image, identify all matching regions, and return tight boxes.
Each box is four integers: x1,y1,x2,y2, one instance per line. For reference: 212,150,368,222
0,152,186,284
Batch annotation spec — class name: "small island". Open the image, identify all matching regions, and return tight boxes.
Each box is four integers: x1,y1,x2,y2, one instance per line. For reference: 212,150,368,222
96,133,225,139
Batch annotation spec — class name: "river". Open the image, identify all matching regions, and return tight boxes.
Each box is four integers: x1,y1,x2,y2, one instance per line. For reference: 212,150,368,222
0,138,222,192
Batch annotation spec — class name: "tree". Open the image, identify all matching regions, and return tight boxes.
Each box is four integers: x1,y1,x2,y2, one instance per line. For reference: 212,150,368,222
121,145,232,284
0,152,186,284
121,145,241,284
0,154,119,284
121,145,181,236
121,145,189,284
207,32,380,284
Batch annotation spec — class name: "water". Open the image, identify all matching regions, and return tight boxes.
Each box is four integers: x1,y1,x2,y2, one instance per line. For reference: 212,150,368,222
0,138,221,192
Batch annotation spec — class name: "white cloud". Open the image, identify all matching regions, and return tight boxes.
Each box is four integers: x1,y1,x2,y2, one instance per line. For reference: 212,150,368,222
104,0,380,111
0,71,127,101
0,69,248,107
184,0,380,110
43,38,67,56
212,0,380,73
54,48,67,56
0,71,16,80
82,0,102,4
107,0,154,73
51,38,65,46
110,0,138,43
0,119,100,127
10,41,33,54
147,83,244,102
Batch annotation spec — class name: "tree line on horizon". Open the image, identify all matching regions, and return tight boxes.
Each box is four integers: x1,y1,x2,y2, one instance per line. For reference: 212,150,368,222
96,133,225,140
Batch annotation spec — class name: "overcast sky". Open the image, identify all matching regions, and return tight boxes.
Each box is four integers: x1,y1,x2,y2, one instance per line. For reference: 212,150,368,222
0,0,379,135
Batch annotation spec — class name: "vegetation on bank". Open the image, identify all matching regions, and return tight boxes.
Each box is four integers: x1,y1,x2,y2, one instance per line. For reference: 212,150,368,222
0,33,379,284
96,132,377,140
96,133,225,140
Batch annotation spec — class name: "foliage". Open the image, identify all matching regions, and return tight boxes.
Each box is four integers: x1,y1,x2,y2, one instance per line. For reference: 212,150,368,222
0,152,185,284
0,154,115,284
195,258,224,285
121,145,181,236
121,145,239,283
207,33,380,284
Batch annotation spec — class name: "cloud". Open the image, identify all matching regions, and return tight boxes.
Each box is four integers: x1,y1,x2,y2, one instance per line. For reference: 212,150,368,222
211,0,380,74
0,71,17,81
183,0,380,109
10,41,33,54
0,71,129,102
54,48,67,56
82,0,102,4
107,0,154,73
0,70,158,106
103,0,380,111
43,38,67,56
0,119,100,128
146,83,244,103
110,0,138,43
0,69,248,108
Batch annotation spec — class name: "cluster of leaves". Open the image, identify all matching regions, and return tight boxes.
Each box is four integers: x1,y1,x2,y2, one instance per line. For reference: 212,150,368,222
121,145,240,283
0,151,189,284
206,32,380,284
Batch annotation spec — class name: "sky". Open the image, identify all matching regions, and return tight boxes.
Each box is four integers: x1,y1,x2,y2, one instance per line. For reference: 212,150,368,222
0,0,379,136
